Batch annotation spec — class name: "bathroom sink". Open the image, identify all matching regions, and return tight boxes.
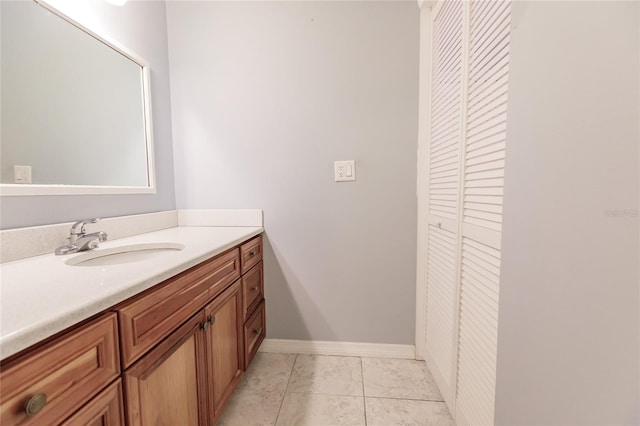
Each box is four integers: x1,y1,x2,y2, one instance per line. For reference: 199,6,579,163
65,242,185,267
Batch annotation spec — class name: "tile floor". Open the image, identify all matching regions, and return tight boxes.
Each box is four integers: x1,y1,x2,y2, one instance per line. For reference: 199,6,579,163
218,353,455,426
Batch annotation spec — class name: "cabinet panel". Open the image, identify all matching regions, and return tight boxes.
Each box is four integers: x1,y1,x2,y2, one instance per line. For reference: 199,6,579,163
118,248,240,368
204,280,244,420
242,262,264,321
124,313,207,426
0,314,119,426
62,379,124,426
243,300,266,370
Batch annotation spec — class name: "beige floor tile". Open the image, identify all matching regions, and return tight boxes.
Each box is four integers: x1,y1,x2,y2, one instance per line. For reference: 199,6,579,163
365,398,454,426
217,388,283,426
237,352,297,396
287,355,363,396
276,393,365,426
362,358,443,401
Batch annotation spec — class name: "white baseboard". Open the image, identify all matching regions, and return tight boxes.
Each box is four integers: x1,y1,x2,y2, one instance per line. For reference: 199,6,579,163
259,339,416,359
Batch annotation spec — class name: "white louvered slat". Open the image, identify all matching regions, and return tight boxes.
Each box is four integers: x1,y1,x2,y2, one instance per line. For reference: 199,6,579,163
466,128,507,153
469,50,510,93
456,237,501,426
426,224,458,393
465,186,503,196
428,0,463,222
462,0,510,235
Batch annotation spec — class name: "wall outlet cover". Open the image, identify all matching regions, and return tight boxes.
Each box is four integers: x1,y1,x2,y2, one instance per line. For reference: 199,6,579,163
334,160,356,182
14,165,32,184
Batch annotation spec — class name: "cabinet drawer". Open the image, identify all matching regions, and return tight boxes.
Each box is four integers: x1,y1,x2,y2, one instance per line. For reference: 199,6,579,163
0,313,120,426
242,262,264,321
240,235,262,274
117,248,240,368
62,379,124,426
243,300,266,369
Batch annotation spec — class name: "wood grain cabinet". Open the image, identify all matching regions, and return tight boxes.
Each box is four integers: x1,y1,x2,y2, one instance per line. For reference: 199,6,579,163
0,313,121,425
204,281,244,421
123,313,207,425
117,248,241,368
124,281,245,425
0,234,265,426
240,236,266,369
121,236,265,424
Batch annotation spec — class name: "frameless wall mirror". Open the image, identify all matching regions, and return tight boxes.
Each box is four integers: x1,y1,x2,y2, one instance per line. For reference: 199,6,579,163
0,0,155,196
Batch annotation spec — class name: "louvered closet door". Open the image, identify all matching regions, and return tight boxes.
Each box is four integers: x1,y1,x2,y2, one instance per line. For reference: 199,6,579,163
424,0,464,402
456,1,511,425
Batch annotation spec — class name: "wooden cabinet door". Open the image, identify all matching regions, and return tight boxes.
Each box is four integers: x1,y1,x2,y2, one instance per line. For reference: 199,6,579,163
124,313,208,426
204,280,244,420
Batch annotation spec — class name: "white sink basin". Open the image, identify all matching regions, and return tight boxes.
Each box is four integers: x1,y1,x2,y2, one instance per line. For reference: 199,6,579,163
65,242,185,267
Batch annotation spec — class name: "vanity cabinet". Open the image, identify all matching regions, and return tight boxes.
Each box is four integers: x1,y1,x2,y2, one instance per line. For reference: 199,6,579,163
0,234,264,426
119,248,247,425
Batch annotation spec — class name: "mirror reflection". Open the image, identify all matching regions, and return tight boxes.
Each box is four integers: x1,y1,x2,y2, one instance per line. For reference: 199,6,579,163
0,1,152,191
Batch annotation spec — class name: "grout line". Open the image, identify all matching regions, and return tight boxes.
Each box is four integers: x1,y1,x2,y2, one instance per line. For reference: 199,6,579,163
284,391,368,398
364,395,446,403
360,356,368,425
274,353,297,425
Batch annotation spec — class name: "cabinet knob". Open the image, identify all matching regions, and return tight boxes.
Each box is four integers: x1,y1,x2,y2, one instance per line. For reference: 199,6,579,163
251,286,259,292
25,393,47,416
253,328,263,336
248,250,257,257
202,315,215,331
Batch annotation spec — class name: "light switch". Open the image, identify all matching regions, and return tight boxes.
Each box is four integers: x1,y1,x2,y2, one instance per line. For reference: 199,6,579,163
334,160,356,182
14,165,32,184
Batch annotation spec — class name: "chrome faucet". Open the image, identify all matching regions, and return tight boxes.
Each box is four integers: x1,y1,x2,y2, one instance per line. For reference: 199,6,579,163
55,218,108,255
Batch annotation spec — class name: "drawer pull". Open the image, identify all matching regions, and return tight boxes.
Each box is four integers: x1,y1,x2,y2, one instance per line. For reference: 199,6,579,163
248,250,257,257
209,315,216,325
253,328,263,336
251,286,259,292
202,321,209,331
25,393,47,416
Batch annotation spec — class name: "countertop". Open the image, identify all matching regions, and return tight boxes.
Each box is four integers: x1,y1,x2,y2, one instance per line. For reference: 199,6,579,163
0,226,263,360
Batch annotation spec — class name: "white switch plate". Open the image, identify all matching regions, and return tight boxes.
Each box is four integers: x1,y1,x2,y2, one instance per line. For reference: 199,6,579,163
14,165,32,184
334,160,356,182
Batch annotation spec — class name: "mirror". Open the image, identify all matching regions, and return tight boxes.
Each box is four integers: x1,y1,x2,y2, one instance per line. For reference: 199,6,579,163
0,0,155,195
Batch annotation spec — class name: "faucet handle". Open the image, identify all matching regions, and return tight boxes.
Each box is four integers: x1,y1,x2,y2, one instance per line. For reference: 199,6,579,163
71,218,100,235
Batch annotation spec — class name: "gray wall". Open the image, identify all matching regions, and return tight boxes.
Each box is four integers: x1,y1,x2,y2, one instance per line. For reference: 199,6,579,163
0,0,175,229
496,1,640,424
166,1,420,344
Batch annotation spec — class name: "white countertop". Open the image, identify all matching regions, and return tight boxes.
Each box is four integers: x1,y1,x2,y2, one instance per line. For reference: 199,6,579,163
0,226,263,360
